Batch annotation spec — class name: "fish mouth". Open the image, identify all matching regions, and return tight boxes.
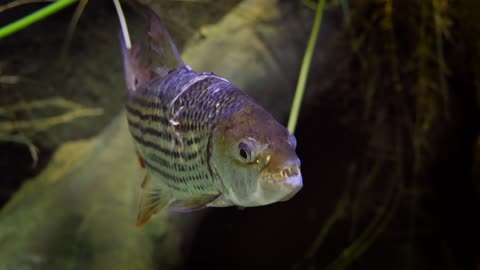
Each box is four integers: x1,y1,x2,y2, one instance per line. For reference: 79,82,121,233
264,167,301,183
260,166,303,202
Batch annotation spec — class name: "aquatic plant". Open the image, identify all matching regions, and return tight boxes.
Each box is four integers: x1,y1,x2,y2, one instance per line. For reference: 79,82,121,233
0,0,78,39
295,0,461,269
287,0,326,133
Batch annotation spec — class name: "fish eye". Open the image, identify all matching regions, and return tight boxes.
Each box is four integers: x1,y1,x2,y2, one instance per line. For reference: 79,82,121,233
238,142,254,163
240,148,248,159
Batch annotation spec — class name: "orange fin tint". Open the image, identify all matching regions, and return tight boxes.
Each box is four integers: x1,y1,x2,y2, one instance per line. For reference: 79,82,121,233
136,152,145,169
168,194,220,212
135,173,172,227
119,34,152,93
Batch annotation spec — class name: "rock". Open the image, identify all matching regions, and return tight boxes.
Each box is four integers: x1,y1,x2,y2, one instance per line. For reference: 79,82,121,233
0,112,190,270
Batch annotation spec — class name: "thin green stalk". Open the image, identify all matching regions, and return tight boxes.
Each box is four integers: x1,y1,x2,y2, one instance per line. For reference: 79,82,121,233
287,0,326,133
0,0,54,13
0,0,78,40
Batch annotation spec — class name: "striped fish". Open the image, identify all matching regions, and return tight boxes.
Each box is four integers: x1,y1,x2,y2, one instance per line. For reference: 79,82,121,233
120,8,302,226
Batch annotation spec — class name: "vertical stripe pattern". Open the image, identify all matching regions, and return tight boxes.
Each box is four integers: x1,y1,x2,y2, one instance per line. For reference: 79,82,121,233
126,65,247,198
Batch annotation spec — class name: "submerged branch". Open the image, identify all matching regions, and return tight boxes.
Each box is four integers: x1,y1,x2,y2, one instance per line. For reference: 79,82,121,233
60,0,89,61
0,97,103,167
325,170,402,270
302,163,357,264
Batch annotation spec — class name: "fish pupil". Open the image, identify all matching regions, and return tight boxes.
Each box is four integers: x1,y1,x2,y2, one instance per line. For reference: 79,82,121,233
239,148,248,159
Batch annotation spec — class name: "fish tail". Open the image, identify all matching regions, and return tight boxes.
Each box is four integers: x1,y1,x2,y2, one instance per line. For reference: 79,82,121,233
115,0,151,93
146,7,185,67
117,6,184,94
119,33,152,94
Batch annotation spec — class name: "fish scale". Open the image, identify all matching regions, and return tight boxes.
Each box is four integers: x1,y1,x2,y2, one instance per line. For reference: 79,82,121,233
126,65,248,196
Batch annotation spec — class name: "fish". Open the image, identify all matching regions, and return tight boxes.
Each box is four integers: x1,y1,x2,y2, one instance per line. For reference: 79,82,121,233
119,7,303,227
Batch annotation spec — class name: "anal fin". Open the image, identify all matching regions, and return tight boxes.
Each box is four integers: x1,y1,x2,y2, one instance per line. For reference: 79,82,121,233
135,173,172,227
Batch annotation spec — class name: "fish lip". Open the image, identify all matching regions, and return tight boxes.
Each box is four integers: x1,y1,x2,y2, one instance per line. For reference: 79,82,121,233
242,167,302,206
258,168,303,203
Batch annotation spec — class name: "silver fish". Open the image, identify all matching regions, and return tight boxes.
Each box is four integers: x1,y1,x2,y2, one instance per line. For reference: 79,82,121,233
120,8,302,226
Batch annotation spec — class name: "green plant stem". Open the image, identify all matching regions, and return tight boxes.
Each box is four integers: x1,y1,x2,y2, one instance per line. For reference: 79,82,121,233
0,0,77,39
287,0,326,133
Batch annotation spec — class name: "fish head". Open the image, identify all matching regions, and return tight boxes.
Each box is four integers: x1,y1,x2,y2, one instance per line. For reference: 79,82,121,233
211,104,303,207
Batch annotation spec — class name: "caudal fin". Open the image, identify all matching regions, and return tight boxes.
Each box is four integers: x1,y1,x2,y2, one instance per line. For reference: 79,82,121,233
115,3,183,93
146,8,184,67
115,0,152,93
119,34,152,93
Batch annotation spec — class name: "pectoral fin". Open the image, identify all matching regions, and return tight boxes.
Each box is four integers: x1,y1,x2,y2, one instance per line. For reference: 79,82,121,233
205,195,234,207
168,194,220,212
135,173,172,227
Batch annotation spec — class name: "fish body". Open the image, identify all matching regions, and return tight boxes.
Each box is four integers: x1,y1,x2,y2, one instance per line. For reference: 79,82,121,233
126,66,246,199
120,8,303,226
